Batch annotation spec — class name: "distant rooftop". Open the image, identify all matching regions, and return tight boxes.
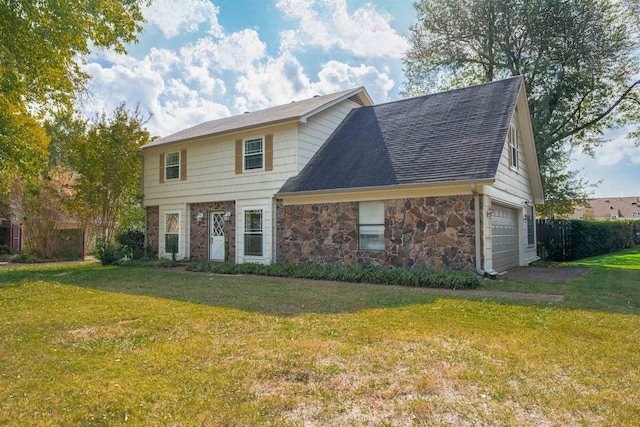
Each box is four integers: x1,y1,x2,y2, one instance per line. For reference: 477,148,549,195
567,196,640,220
141,87,372,150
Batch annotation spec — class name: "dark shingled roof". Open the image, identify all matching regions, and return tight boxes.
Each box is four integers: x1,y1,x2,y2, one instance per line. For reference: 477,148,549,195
279,77,523,194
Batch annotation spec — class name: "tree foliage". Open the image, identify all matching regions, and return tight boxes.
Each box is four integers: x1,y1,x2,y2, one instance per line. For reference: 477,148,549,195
404,0,640,216
15,167,75,259
0,0,147,200
64,104,151,244
0,99,50,198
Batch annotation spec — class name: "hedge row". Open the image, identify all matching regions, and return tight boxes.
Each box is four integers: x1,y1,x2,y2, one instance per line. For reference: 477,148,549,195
185,261,480,290
538,220,640,261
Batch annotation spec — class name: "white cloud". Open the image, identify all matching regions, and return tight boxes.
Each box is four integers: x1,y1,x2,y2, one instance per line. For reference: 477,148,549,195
313,60,395,102
143,0,223,38
81,50,231,137
593,136,640,166
276,0,409,59
80,1,403,138
181,30,266,73
83,58,165,115
234,52,314,112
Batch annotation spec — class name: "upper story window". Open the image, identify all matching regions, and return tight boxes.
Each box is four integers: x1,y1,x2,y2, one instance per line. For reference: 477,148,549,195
165,152,180,180
359,201,385,251
508,124,518,170
244,137,264,171
235,134,272,174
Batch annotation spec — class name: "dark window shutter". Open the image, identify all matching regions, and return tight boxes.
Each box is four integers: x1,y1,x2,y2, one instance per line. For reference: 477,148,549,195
235,139,243,174
159,153,165,183
180,149,187,180
265,134,273,171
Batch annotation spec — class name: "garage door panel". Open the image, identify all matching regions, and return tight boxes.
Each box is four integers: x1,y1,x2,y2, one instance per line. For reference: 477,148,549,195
492,206,518,272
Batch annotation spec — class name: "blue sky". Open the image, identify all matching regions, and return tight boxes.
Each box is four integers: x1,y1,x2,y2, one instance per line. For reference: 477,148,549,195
81,0,639,198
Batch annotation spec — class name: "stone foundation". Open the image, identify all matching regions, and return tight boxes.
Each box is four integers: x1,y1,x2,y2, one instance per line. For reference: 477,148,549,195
189,201,236,262
145,206,159,257
276,195,476,271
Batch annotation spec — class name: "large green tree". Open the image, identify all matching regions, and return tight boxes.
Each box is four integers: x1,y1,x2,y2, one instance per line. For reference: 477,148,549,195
64,104,151,244
0,0,147,200
404,0,640,216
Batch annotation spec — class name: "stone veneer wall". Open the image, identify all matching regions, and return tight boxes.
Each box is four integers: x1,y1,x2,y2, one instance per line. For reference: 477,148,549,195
145,206,159,257
189,201,236,262
276,195,476,271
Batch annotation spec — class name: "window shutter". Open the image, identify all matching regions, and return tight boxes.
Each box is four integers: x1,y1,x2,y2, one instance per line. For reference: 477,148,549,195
265,134,273,171
159,153,165,183
235,139,243,174
180,149,187,180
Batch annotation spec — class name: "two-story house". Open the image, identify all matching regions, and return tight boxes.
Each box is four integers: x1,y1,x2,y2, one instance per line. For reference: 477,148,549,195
141,87,373,264
142,77,544,273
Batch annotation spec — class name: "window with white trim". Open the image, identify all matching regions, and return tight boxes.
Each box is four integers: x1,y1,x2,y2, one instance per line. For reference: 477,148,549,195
244,209,263,256
508,124,518,170
165,152,180,180
165,213,179,254
359,201,385,251
244,137,264,171
527,205,535,246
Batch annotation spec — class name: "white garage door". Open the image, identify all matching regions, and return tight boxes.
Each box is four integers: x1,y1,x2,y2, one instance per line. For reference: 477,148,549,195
492,206,519,272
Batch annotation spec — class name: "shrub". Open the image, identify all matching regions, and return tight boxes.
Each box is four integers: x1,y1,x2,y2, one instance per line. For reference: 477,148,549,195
184,261,480,290
0,245,9,255
95,240,124,266
115,226,145,260
10,253,39,263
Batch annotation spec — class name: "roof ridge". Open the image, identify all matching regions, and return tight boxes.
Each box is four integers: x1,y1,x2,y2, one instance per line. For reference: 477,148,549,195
369,76,523,109
141,86,366,149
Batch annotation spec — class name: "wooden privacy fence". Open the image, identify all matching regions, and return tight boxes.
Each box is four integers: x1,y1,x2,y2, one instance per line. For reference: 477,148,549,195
53,229,84,259
536,219,640,261
536,219,569,261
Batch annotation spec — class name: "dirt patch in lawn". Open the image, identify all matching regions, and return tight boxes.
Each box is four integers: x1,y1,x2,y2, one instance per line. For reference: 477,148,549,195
503,266,591,283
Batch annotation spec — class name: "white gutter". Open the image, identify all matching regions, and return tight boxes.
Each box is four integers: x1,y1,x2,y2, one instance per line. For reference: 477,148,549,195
278,178,495,199
470,183,485,277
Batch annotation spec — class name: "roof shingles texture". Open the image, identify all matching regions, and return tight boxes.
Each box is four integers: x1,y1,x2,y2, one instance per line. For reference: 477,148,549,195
280,77,523,194
141,87,365,149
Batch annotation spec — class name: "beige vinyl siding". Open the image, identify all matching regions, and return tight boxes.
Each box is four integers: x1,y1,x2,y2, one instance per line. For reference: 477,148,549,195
494,118,534,201
142,123,298,206
297,99,360,172
492,118,538,264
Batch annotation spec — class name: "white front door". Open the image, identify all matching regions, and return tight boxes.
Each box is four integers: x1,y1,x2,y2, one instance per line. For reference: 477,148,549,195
209,212,225,261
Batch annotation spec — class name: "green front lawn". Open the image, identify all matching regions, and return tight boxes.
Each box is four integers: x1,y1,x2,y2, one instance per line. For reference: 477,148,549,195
1,249,639,426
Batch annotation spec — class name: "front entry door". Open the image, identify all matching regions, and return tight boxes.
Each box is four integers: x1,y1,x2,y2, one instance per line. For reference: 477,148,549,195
209,212,225,261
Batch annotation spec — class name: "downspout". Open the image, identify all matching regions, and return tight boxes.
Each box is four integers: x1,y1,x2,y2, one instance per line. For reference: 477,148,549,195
471,184,485,277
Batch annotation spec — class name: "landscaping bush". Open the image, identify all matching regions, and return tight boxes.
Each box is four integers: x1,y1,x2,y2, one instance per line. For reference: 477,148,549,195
185,261,480,289
115,226,145,260
10,253,39,263
0,245,9,255
95,239,125,266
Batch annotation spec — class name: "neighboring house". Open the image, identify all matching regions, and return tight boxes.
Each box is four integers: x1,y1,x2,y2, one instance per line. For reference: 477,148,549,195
0,204,23,254
567,197,640,220
142,77,544,274
277,77,544,274
141,87,373,263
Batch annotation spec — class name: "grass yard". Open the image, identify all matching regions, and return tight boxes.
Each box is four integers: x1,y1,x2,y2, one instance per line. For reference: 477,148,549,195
1,248,639,426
